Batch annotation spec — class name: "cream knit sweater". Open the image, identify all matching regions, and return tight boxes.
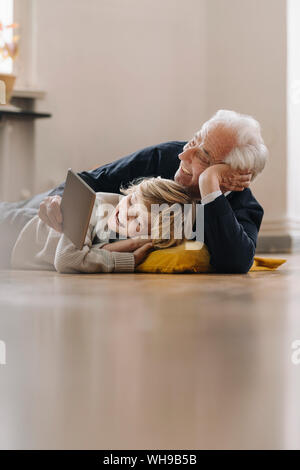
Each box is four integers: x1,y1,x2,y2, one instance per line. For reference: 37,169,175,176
10,192,135,274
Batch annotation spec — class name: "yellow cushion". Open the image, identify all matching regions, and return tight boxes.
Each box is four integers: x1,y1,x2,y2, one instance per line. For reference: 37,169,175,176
250,256,286,271
136,242,286,274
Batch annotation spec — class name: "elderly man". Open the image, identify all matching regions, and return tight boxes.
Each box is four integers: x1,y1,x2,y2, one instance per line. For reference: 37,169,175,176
1,110,268,273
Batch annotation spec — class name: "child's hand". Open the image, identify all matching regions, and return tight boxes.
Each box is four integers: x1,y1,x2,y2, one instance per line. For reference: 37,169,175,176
102,238,153,266
39,195,63,232
102,238,151,253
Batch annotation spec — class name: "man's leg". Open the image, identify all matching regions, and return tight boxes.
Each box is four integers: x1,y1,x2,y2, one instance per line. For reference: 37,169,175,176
0,190,52,269
13,190,53,210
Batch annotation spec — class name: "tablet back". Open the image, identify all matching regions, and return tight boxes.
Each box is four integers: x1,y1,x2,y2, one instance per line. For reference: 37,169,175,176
61,169,96,250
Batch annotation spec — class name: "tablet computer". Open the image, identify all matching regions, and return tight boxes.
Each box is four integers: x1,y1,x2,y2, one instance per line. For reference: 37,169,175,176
61,169,96,250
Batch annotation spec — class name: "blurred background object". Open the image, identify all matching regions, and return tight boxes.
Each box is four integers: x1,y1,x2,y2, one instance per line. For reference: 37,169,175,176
0,79,5,104
0,1,18,103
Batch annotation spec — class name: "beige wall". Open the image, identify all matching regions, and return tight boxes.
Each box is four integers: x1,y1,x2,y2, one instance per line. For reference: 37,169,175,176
205,0,287,224
32,0,300,247
34,0,206,192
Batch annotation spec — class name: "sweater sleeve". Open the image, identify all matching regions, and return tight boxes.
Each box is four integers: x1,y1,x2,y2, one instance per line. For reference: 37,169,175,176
54,222,135,274
203,191,264,274
54,238,135,274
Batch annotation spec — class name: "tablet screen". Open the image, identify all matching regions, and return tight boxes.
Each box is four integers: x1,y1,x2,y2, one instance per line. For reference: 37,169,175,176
61,169,96,250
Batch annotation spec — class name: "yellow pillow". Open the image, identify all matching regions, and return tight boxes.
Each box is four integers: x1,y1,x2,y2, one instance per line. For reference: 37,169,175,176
136,242,286,274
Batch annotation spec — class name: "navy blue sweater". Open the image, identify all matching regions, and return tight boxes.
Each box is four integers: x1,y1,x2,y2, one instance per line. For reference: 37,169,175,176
49,141,264,273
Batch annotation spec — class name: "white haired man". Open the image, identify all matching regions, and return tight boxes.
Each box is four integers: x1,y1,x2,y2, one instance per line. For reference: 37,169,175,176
0,110,268,273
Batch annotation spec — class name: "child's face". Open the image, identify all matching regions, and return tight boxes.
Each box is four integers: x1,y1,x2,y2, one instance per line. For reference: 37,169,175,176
107,191,150,238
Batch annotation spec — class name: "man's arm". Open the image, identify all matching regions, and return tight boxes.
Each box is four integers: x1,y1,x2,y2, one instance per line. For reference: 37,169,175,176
203,190,263,273
48,141,186,197
40,141,185,232
199,164,263,273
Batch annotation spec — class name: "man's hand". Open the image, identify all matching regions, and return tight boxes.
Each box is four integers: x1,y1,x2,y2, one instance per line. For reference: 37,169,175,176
199,164,252,199
38,195,63,232
102,238,153,266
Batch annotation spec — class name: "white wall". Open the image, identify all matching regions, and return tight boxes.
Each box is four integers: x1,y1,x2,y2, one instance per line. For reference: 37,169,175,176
34,0,206,192
287,0,300,225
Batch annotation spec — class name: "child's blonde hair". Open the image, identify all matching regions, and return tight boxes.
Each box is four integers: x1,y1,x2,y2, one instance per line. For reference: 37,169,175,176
122,177,196,249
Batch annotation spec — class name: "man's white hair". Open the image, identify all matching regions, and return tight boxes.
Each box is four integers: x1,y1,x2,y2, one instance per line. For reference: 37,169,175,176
200,109,268,180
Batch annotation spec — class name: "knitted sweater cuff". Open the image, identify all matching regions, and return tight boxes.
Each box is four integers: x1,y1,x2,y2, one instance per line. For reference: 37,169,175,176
113,252,135,272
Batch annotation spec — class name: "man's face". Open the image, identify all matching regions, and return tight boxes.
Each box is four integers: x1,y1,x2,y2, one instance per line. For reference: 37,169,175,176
174,123,237,197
